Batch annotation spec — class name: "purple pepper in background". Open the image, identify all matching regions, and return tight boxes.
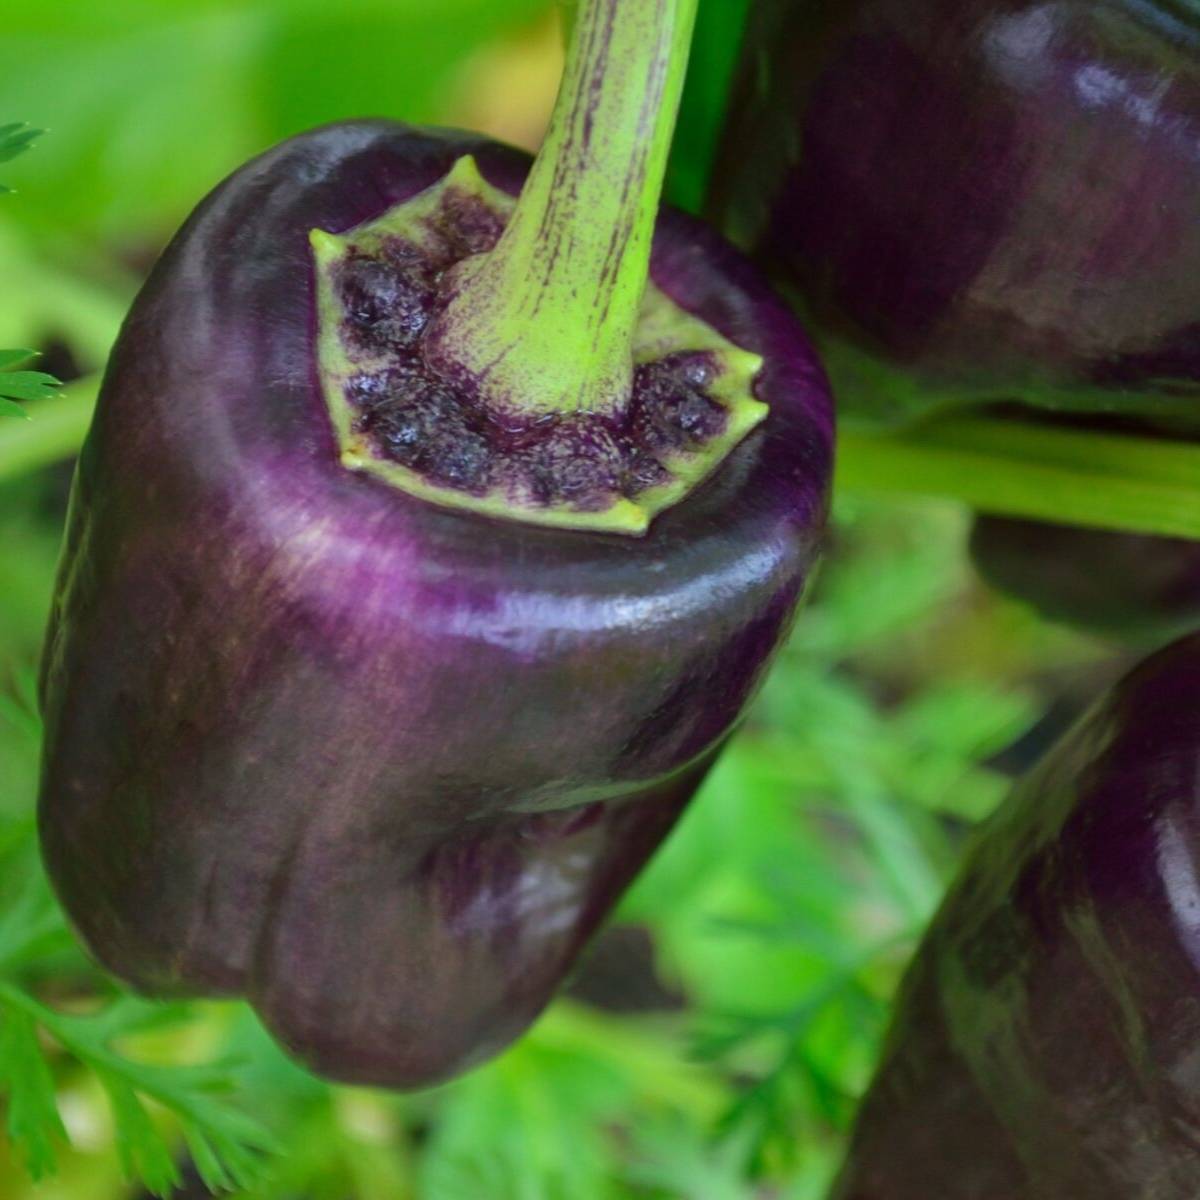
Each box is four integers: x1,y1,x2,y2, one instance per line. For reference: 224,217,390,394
35,118,833,1089
710,0,1200,426
971,512,1200,642
833,632,1200,1199
964,409,1200,641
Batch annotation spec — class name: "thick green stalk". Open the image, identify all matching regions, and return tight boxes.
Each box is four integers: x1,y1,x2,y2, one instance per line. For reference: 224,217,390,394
663,0,752,213
428,0,699,416
838,416,1200,539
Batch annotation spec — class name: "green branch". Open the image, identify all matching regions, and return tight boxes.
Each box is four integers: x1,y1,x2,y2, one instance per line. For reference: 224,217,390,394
429,0,699,417
837,415,1200,539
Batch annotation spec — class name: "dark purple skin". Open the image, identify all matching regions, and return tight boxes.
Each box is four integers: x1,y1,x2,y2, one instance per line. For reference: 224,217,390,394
710,0,1200,422
833,632,1200,1199
37,121,833,1089
971,514,1200,641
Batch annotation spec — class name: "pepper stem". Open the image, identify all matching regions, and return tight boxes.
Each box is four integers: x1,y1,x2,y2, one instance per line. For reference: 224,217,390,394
427,0,699,417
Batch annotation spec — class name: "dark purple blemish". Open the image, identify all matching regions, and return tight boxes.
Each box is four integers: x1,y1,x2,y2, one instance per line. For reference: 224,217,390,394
515,422,625,509
336,240,438,355
631,355,728,454
621,450,672,495
334,195,733,512
435,189,507,258
354,368,493,496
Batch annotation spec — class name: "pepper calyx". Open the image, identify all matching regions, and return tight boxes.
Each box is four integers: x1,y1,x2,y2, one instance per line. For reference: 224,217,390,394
311,156,767,536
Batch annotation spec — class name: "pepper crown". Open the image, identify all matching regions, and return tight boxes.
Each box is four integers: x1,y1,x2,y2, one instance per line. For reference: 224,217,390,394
311,0,768,535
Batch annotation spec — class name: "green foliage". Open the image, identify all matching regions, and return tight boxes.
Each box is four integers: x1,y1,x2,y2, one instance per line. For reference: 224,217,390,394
0,982,280,1196
0,1,559,399
0,0,552,250
0,1005,67,1179
0,128,59,418
0,124,41,194
0,350,59,418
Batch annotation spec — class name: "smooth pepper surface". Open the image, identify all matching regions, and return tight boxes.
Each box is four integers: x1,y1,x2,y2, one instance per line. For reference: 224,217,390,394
834,631,1200,1198
711,0,1200,424
37,121,834,1088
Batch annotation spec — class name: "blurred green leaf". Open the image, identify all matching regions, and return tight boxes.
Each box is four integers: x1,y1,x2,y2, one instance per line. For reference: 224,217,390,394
418,1003,721,1200
624,1117,760,1200
0,124,41,164
0,376,97,480
0,0,553,248
0,831,77,978
0,123,40,194
0,356,60,414
0,1006,68,1179
0,982,281,1196
0,671,41,750
99,1073,183,1196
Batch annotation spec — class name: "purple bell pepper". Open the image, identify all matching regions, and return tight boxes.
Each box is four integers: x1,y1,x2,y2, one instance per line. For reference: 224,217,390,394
711,0,1200,425
971,513,1200,641
37,0,833,1091
834,631,1200,1197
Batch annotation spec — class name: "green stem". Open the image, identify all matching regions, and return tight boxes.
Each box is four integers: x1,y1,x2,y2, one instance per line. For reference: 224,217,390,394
663,0,752,213
428,0,699,417
838,415,1200,539
0,376,97,485
557,0,578,45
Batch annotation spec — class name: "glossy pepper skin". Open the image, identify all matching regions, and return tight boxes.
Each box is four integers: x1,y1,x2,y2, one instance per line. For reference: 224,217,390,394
971,514,1200,641
711,0,1200,424
37,121,833,1089
833,632,1200,1199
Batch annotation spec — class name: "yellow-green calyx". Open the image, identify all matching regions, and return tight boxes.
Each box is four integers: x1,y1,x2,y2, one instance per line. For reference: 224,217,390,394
311,0,769,537
311,158,766,536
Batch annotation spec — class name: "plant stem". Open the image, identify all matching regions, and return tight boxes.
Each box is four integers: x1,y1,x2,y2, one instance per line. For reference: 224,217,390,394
0,377,97,485
428,0,699,417
838,416,1200,539
663,0,752,213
